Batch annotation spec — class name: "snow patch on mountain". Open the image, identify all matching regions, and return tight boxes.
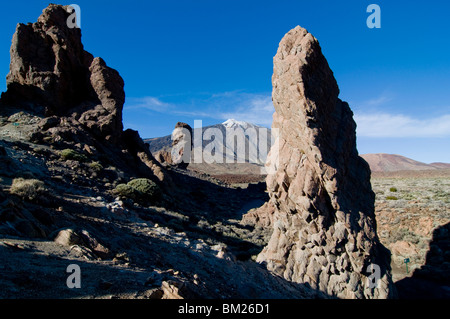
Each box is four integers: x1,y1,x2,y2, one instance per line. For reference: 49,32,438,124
222,119,253,129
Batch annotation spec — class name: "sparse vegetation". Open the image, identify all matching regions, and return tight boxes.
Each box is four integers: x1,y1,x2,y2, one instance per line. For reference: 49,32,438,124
10,177,47,201
373,175,450,284
114,184,139,201
390,187,398,192
404,232,421,245
114,178,161,204
89,161,103,172
433,189,450,203
127,178,160,197
401,193,416,200
60,149,88,162
386,196,398,200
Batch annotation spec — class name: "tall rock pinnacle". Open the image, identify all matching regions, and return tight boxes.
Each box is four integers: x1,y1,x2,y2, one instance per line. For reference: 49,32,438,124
257,26,396,298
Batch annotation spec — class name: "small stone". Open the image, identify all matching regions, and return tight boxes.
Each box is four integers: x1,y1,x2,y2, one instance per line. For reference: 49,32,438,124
54,229,82,246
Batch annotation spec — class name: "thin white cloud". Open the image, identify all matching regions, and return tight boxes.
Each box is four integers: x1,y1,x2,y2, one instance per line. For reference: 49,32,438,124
355,112,450,138
364,95,393,107
125,92,274,126
125,97,172,112
354,91,394,109
217,95,274,127
126,94,449,139
210,90,245,98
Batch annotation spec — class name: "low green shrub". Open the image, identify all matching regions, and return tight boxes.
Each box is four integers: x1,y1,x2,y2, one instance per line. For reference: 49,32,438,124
389,187,398,192
114,184,139,201
114,178,161,204
127,178,160,198
89,161,103,172
386,196,398,200
60,149,88,162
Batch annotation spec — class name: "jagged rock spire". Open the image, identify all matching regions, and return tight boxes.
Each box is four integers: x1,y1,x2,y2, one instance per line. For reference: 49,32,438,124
257,26,396,299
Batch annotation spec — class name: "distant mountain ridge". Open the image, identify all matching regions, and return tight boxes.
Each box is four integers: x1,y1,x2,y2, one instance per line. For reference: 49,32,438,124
145,119,273,166
144,121,449,175
360,153,450,172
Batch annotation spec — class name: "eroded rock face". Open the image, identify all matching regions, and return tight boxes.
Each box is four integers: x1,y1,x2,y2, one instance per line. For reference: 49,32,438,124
257,26,396,299
153,122,193,169
1,4,123,142
242,202,276,229
0,4,167,185
170,122,193,169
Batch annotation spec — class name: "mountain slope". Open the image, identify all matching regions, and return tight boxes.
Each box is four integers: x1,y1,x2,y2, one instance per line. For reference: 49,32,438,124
429,162,450,169
360,153,449,172
146,123,449,176
145,119,273,176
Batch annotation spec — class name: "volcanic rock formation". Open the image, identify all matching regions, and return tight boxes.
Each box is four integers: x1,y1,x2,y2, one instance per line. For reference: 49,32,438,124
0,4,165,183
153,122,193,169
256,26,396,298
1,4,124,142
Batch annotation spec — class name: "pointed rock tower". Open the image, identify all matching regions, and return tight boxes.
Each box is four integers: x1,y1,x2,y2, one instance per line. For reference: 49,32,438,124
257,26,396,299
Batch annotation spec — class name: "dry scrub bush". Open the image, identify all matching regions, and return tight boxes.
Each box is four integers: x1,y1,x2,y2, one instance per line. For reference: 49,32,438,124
10,178,46,201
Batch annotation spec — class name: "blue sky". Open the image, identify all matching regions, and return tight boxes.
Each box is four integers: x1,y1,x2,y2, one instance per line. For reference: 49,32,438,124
0,0,449,163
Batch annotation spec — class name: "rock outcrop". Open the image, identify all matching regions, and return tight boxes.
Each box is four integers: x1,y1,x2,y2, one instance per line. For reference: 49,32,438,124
0,4,166,183
242,201,276,229
256,26,396,298
1,4,123,143
170,122,193,169
153,122,193,169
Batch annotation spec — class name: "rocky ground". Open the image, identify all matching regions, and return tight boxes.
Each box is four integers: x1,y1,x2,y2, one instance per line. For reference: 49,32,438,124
0,5,326,300
372,173,449,297
0,109,448,299
0,108,326,299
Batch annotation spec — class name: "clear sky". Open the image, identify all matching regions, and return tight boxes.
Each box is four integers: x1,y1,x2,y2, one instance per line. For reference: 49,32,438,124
0,0,449,163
